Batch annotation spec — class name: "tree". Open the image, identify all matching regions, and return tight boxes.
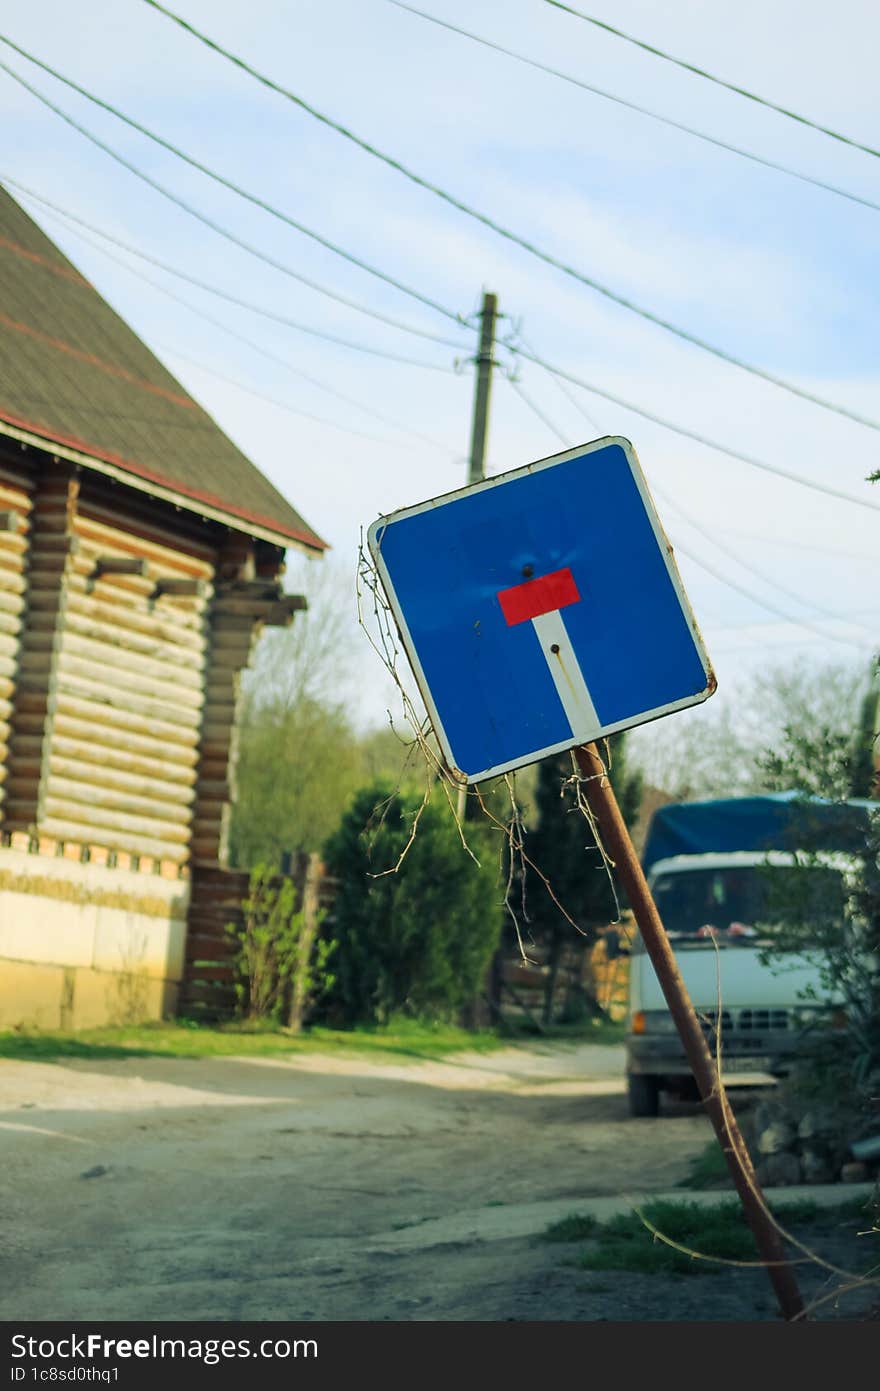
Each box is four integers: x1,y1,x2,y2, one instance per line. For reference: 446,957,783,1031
320,781,504,1026
230,695,363,866
628,658,875,802
751,659,880,1119
229,558,371,866
850,685,880,799
846,809,880,1087
357,721,426,792
755,661,878,800
522,734,643,1023
627,699,754,803
225,863,335,1025
228,556,434,868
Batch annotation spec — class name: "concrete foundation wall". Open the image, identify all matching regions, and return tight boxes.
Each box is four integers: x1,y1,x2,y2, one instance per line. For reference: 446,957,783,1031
0,847,190,1029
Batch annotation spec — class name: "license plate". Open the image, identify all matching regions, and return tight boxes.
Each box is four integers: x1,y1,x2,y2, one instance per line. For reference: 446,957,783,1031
722,1056,773,1075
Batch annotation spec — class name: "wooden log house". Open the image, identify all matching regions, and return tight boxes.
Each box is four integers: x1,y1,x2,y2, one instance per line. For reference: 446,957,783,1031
0,185,326,1027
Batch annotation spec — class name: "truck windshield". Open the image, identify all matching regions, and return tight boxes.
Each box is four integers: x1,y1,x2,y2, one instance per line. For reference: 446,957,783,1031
649,864,845,945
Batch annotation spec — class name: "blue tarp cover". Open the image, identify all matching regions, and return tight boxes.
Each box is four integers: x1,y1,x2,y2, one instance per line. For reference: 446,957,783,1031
641,792,874,872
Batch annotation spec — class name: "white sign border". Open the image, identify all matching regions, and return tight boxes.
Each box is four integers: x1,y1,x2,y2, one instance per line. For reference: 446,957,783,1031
367,435,715,784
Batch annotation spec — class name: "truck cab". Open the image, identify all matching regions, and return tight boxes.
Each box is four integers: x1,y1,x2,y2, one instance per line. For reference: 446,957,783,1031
626,849,848,1116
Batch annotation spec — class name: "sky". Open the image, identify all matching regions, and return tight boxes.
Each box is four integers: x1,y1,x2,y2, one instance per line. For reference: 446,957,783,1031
2,0,878,745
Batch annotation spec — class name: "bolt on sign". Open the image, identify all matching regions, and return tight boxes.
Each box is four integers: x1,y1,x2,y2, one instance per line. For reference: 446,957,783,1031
368,437,715,783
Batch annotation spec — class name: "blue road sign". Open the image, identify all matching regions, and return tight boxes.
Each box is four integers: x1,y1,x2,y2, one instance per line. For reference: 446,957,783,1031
368,437,715,783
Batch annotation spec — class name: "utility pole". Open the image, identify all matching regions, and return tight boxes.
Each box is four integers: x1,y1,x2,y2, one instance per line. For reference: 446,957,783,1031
458,292,499,822
467,291,498,485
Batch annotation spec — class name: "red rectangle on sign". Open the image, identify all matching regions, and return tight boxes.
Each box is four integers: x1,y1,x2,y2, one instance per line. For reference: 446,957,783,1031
497,566,581,626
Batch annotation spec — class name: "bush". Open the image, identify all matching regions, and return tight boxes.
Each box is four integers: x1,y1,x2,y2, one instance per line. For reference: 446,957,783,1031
226,863,335,1025
320,781,504,1026
755,809,880,1103
517,735,642,1024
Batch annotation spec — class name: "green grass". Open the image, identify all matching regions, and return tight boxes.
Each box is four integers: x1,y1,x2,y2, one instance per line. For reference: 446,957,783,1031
542,1213,600,1243
542,1196,872,1277
0,1016,506,1065
0,1010,627,1065
795,1194,877,1224
679,1141,733,1191
558,1018,626,1045
585,1200,758,1275
500,1018,626,1046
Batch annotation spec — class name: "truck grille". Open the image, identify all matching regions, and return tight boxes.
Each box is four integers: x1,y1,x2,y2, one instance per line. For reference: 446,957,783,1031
738,1009,789,1032
697,1008,790,1038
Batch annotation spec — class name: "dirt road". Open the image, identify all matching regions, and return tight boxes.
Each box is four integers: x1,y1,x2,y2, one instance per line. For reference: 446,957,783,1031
0,1042,871,1321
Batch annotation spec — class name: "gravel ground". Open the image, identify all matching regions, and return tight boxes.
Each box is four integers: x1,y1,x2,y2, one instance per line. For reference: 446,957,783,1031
0,1041,876,1321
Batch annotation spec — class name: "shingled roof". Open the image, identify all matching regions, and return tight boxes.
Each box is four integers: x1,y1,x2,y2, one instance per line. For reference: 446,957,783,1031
0,184,326,552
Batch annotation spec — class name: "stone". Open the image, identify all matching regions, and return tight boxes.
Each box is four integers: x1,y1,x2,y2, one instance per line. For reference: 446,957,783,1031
752,1099,782,1134
801,1150,834,1185
756,1152,802,1187
850,1135,880,1164
840,1161,870,1184
757,1122,796,1155
797,1109,839,1142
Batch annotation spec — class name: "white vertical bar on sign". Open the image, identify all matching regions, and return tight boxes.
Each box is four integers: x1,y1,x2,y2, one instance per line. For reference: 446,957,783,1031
531,608,602,744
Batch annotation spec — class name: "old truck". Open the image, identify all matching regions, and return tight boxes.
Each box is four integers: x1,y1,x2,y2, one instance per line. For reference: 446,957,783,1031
625,793,869,1117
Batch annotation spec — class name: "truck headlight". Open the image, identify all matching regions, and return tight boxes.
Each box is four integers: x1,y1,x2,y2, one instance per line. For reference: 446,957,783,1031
631,1011,678,1035
791,1006,823,1026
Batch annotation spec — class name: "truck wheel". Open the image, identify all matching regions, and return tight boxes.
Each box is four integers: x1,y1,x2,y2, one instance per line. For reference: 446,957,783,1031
628,1074,660,1117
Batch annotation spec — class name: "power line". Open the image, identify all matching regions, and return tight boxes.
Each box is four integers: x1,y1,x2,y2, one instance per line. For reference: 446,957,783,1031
508,342,880,514
708,605,880,634
506,363,874,650
0,68,463,351
507,374,570,444
136,0,880,432
515,332,880,561
514,329,601,432
0,392,230,435
698,522,877,566
652,482,874,636
156,349,403,446
707,632,875,658
35,206,458,454
18,184,456,453
2,175,455,372
674,538,873,654
389,2,880,216
150,342,430,449
0,39,466,331
542,0,880,161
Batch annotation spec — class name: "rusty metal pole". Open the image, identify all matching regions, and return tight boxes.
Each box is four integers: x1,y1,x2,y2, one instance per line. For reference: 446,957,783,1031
574,741,805,1321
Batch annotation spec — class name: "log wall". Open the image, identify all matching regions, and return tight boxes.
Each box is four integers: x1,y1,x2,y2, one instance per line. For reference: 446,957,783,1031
180,857,338,1021
190,601,259,864
1,448,297,881
3,462,79,833
42,487,214,861
189,534,300,866
3,461,216,864
179,863,249,1017
0,440,308,1032
0,451,34,817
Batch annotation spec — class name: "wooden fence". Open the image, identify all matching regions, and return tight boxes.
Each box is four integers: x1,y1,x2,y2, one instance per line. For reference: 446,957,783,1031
489,914,635,1030
179,862,635,1029
179,855,336,1021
